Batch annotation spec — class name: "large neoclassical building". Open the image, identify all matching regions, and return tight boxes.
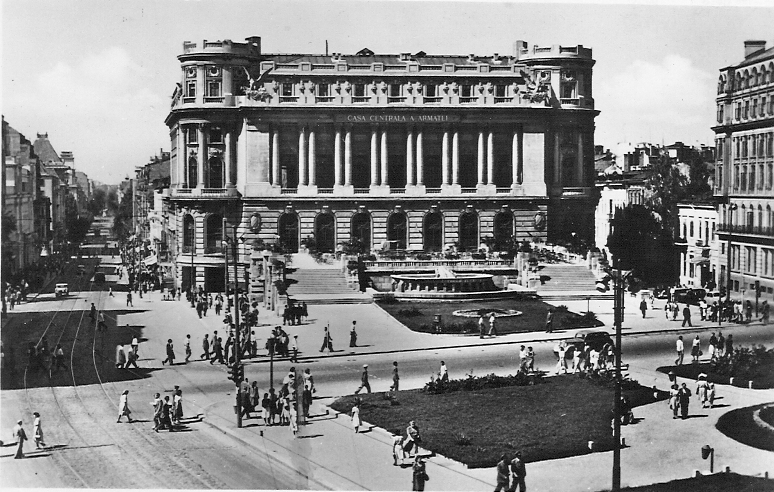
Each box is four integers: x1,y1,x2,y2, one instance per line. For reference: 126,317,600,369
166,36,598,291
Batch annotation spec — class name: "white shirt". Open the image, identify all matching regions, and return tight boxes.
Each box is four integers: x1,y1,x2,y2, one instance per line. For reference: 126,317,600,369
676,339,684,352
439,364,448,378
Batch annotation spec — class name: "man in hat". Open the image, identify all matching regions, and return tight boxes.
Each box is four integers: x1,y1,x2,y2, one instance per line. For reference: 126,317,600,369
509,451,527,491
354,364,371,394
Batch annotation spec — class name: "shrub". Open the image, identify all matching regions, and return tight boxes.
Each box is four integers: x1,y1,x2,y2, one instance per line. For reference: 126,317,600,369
397,307,423,317
454,432,472,446
555,305,569,312
423,372,543,394
379,293,398,304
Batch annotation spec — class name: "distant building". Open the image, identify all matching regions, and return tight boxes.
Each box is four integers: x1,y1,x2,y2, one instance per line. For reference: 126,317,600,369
713,39,774,304
675,203,718,288
593,171,648,259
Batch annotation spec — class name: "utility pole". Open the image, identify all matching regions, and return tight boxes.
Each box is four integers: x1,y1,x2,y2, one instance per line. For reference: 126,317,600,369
232,224,242,429
612,262,624,492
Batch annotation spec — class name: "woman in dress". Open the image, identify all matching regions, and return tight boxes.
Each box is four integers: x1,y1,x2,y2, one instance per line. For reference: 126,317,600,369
117,390,133,423
351,401,361,433
12,420,27,459
669,383,680,419
288,402,298,436
174,388,184,423
32,412,46,449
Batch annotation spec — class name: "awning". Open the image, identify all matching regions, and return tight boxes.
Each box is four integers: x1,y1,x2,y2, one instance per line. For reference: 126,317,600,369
143,255,158,266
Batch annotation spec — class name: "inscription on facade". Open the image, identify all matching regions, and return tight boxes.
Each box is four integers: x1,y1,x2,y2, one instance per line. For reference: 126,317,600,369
336,114,460,123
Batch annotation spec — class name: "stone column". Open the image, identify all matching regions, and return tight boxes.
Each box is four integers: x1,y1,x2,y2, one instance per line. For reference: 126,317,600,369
442,129,450,185
487,131,495,186
196,65,205,105
576,132,584,186
452,129,460,186
272,128,280,186
344,127,353,186
380,127,389,187
406,128,415,186
416,129,424,186
334,126,342,186
225,129,235,188
477,131,485,185
308,127,316,186
370,126,379,187
298,127,307,186
512,128,521,186
197,124,206,188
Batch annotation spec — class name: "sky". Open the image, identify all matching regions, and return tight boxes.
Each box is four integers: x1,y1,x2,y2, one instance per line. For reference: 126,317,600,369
2,0,773,184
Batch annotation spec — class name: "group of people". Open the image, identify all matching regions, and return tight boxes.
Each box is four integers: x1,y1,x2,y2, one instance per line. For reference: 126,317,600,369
10,412,46,459
247,367,315,437
24,337,68,375
675,332,733,365
282,302,308,326
148,387,185,431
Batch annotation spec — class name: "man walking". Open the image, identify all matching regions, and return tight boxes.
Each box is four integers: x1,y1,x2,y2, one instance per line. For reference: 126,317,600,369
495,454,510,492
677,382,692,420
290,335,299,363
545,308,554,333
201,334,210,360
126,291,133,307
319,325,333,353
478,315,486,339
162,339,175,366
390,361,400,393
184,334,192,363
682,304,692,327
354,364,371,394
150,393,163,432
509,451,527,492
640,298,648,318
488,313,497,337
675,336,684,365
52,344,68,373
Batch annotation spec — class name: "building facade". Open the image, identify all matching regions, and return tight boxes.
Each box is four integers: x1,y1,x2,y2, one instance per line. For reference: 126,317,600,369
713,40,774,304
676,203,718,288
593,174,647,260
165,37,599,292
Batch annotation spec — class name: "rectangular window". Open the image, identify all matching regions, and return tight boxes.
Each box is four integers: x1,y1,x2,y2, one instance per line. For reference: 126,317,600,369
389,84,402,97
281,83,295,97
209,127,223,144
746,246,757,273
736,103,741,120
731,245,740,270
753,99,758,118
353,84,366,97
317,84,330,97
187,127,198,144
460,84,472,97
752,135,757,157
495,85,507,97
424,85,437,97
186,81,196,98
744,100,750,119
761,97,767,116
207,80,221,97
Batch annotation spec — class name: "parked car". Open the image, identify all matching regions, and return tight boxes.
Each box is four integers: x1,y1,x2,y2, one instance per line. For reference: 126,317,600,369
77,264,86,276
704,290,723,303
673,288,706,305
55,283,69,297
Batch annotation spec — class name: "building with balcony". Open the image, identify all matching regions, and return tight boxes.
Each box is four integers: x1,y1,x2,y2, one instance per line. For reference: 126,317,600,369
713,40,774,303
165,36,599,292
676,203,718,288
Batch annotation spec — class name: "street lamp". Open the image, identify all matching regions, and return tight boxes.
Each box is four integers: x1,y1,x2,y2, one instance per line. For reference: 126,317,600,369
724,204,738,318
222,222,242,429
611,262,632,492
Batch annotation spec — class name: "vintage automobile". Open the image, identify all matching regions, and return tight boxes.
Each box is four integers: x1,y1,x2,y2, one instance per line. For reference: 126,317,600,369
55,283,69,297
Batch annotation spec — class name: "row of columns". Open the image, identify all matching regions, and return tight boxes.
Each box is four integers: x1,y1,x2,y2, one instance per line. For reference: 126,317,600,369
178,124,236,189
277,125,526,188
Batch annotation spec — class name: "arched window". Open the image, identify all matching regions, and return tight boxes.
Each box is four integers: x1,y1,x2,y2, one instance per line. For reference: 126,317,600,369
208,155,224,188
752,68,759,87
493,212,514,251
315,213,336,253
767,205,773,229
744,70,750,88
423,212,443,252
205,214,222,253
187,156,197,188
278,213,299,253
758,205,764,229
387,212,408,250
735,73,742,91
458,211,478,252
183,214,195,253
350,212,371,252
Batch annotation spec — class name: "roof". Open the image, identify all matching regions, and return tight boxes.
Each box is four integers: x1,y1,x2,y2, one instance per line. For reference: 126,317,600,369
730,45,774,69
33,135,63,166
265,52,515,67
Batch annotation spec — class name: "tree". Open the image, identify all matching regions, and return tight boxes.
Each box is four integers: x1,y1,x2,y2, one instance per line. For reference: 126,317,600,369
607,204,678,286
112,186,134,240
86,188,107,216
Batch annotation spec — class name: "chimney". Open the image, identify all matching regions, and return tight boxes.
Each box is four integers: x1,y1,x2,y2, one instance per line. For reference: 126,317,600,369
744,40,766,59
513,40,528,60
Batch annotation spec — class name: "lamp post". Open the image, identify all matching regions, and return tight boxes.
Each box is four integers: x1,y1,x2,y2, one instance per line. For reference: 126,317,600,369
611,262,630,492
223,223,242,428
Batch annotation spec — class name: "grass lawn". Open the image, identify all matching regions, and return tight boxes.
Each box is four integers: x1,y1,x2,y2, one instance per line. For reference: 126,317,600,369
656,353,774,389
616,473,774,491
331,374,662,468
377,298,603,335
716,403,774,452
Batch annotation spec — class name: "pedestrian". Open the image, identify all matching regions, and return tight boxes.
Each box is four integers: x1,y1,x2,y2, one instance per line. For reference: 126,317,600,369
488,312,497,337
354,364,371,394
201,334,211,361
174,387,184,422
162,339,175,366
115,344,127,369
211,337,225,364
691,335,701,363
52,343,67,372
545,308,554,333
725,334,734,356
349,322,358,348
412,456,429,492
89,303,96,322
290,335,299,363
509,451,527,492
677,382,692,419
696,374,709,408
12,420,27,459
404,420,421,457
682,305,692,327
717,332,725,358
261,393,271,426
675,335,684,366
124,348,139,369
392,434,405,466
439,360,448,383
495,454,511,492
390,361,400,393
319,325,333,353
707,382,716,408
526,346,535,372
32,412,46,449
117,390,133,423
761,300,770,325
97,311,107,332
351,400,361,433
126,291,133,307
185,335,192,363
669,383,680,419
640,298,647,318
150,393,163,432
131,334,139,357
665,300,671,320
555,340,568,374
672,302,679,321
301,302,308,322
708,332,717,362
745,300,753,323
478,315,486,339
162,396,174,431
518,345,528,373
288,400,298,436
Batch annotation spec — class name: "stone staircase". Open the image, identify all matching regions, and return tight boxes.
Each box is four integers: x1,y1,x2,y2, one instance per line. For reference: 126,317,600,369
285,268,373,305
535,263,613,301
